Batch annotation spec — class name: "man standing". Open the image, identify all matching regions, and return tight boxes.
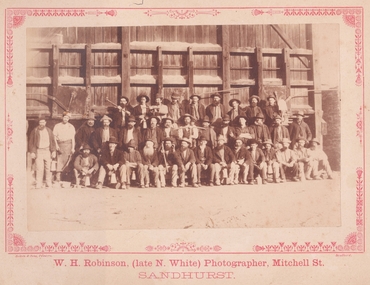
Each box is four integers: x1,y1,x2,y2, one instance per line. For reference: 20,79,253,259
184,94,205,124
263,94,281,128
178,114,199,148
215,115,237,148
91,115,118,155
270,115,290,145
118,115,141,151
198,116,217,149
150,94,168,119
133,93,151,129
227,98,245,126
250,114,271,145
28,117,57,189
142,116,162,150
140,139,160,188
111,96,134,131
177,138,198,188
124,139,144,188
307,138,333,180
158,137,181,188
235,115,255,146
275,138,299,182
289,111,312,149
158,117,178,145
205,93,226,123
96,137,127,189
53,112,75,186
248,139,267,185
75,112,96,151
233,137,253,184
167,91,184,125
245,95,263,125
73,144,99,188
194,136,213,186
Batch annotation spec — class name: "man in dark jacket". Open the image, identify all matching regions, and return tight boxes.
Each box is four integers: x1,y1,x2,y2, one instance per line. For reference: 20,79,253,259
111,96,134,131
73,144,99,188
124,139,144,188
158,137,181,188
118,115,141,151
250,114,271,146
270,115,290,145
75,112,95,151
233,137,253,184
184,94,205,124
245,95,263,125
248,139,267,184
205,93,226,123
194,136,213,186
140,139,160,188
91,115,118,156
227,98,246,126
176,138,198,187
289,111,312,149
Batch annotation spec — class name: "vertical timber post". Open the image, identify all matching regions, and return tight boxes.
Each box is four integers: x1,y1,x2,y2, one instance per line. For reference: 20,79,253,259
85,43,92,116
121,27,131,99
157,46,163,96
188,47,194,96
256,47,264,100
52,44,59,118
221,25,230,105
283,48,291,100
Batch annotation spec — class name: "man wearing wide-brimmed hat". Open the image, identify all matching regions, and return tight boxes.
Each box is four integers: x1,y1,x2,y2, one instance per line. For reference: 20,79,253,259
184,93,205,124
133,92,151,129
270,114,290,145
244,95,263,125
249,114,271,145
234,114,255,146
194,136,213,186
307,138,333,180
142,115,162,149
150,93,169,119
96,137,127,189
198,116,217,148
294,137,312,181
227,98,246,126
262,139,280,183
263,93,281,128
75,112,96,151
205,93,226,123
53,111,76,186
91,114,118,155
158,117,179,145
178,113,199,148
176,138,198,187
275,138,299,182
124,139,144,188
248,139,267,184
215,115,237,148
167,91,184,124
118,115,141,151
232,137,253,184
112,95,134,131
73,144,99,188
157,137,181,188
289,110,312,149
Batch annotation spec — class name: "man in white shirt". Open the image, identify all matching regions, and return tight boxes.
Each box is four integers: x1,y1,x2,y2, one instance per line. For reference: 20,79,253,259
307,138,333,180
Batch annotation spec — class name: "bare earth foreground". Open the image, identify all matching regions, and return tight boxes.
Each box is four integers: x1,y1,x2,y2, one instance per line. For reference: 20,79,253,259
28,172,340,231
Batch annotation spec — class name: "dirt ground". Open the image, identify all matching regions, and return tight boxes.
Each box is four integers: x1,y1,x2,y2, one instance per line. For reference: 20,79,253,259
27,171,341,231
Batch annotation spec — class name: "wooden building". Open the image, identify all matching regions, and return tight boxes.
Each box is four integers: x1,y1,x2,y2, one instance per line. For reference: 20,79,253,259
26,24,325,142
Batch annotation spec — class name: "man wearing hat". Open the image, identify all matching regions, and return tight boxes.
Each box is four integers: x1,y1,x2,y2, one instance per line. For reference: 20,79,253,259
270,114,290,145
123,139,144,188
142,116,162,150
289,111,312,149
227,98,246,126
96,137,127,189
244,95,263,125
178,113,199,148
275,138,299,182
294,137,312,181
262,139,280,183
91,115,118,155
73,144,99,188
176,138,198,187
140,139,160,188
250,114,271,145
118,115,141,151
53,112,76,186
233,137,253,184
167,91,184,124
205,93,226,123
184,94,205,124
210,135,236,186
158,137,181,187
215,115,237,148
28,116,57,189
307,138,333,180
75,112,96,151
150,94,169,119
263,94,281,128
248,139,267,184
112,96,134,131
198,116,217,148
194,136,213,186
158,117,179,145
234,115,255,146
133,92,151,129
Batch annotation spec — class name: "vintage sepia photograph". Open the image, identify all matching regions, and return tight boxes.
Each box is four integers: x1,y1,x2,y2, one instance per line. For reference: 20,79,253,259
25,24,341,230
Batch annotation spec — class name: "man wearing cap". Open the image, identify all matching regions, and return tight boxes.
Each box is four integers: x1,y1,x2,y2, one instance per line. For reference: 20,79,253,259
205,93,226,123
275,138,299,182
168,91,184,124
270,115,290,145
91,115,118,155
210,135,236,185
262,139,280,183
150,94,168,119
140,139,160,188
194,136,213,186
307,138,333,180
184,94,205,124
250,114,271,145
227,98,246,126
158,137,181,187
233,137,253,184
245,95,263,125
118,115,141,151
263,94,281,128
248,139,267,184
142,116,162,150
198,116,217,149
28,117,57,189
289,111,312,149
53,112,76,186
235,115,255,146
133,93,151,129
112,96,134,131
215,115,237,148
122,139,144,188
73,144,99,188
75,112,96,151
178,113,199,148
176,138,198,187
96,137,127,189
294,137,313,181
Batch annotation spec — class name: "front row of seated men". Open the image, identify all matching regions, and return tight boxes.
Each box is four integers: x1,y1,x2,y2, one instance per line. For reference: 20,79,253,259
72,132,333,189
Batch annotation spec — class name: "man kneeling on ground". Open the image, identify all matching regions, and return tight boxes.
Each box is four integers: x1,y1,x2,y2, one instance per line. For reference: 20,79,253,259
73,144,99,188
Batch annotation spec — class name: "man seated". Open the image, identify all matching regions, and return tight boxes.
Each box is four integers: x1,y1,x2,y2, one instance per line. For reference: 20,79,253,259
194,136,213,186
158,137,181,188
140,139,160,188
233,137,253,184
210,135,236,186
307,138,333,180
275,138,299,182
262,139,280,183
176,138,198,188
96,137,127,189
73,144,99,188
294,137,312,181
248,139,267,185
124,139,144,188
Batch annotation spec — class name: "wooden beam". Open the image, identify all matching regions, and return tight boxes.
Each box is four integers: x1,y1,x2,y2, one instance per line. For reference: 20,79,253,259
52,44,59,118
283,48,291,100
121,27,131,99
256,47,264,99
85,43,92,115
221,26,230,105
157,46,163,96
188,47,194,96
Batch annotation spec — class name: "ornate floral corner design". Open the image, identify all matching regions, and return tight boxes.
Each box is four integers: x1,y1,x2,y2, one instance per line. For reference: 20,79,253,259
6,113,13,150
356,107,363,145
144,9,220,19
253,168,365,253
145,242,222,253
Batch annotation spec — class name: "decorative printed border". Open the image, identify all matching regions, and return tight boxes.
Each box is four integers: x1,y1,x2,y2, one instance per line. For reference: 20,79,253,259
145,242,222,253
144,9,220,19
357,107,363,145
6,113,13,150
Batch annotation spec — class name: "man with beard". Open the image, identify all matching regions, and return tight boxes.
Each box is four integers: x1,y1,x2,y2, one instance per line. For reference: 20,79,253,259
28,116,57,189
210,135,236,186
75,112,96,151
294,137,312,181
150,94,168,120
198,116,217,149
233,137,253,184
270,115,290,145
142,116,162,150
133,93,151,129
118,115,141,151
263,94,281,128
262,139,280,183
53,112,76,186
159,117,179,145
235,115,255,147
205,93,226,123
167,91,184,126
250,114,271,146
96,137,127,189
91,115,118,156
73,144,99,188
184,94,205,124
140,139,160,188
158,137,181,188
307,138,333,180
289,111,312,149
124,139,144,188
248,139,267,185
178,113,199,148
177,138,198,188
245,95,263,125
215,115,237,148
112,96,134,131
275,138,299,182
194,136,213,186
227,98,246,126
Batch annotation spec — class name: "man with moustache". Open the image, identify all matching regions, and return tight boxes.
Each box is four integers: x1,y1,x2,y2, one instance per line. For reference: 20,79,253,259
111,96,134,131
205,93,226,123
227,98,246,126
124,139,144,188
176,138,198,188
233,137,253,184
294,137,312,181
140,139,160,188
275,138,299,182
75,112,96,151
289,111,312,149
150,94,168,120
250,114,271,145
158,137,181,188
262,139,280,183
91,115,118,156
184,94,205,124
270,115,290,145
133,93,151,129
245,95,263,125
178,113,199,148
194,136,213,186
118,115,141,151
215,115,237,148
28,116,57,189
158,117,179,145
73,144,99,188
167,91,184,126
248,139,267,185
142,116,162,150
198,116,217,149
235,115,255,147
263,94,281,128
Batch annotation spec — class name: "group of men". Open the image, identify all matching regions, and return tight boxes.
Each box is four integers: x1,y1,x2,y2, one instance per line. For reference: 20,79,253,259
28,91,334,190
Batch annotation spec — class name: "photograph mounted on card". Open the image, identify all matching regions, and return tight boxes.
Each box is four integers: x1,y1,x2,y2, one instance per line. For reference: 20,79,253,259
3,5,364,256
